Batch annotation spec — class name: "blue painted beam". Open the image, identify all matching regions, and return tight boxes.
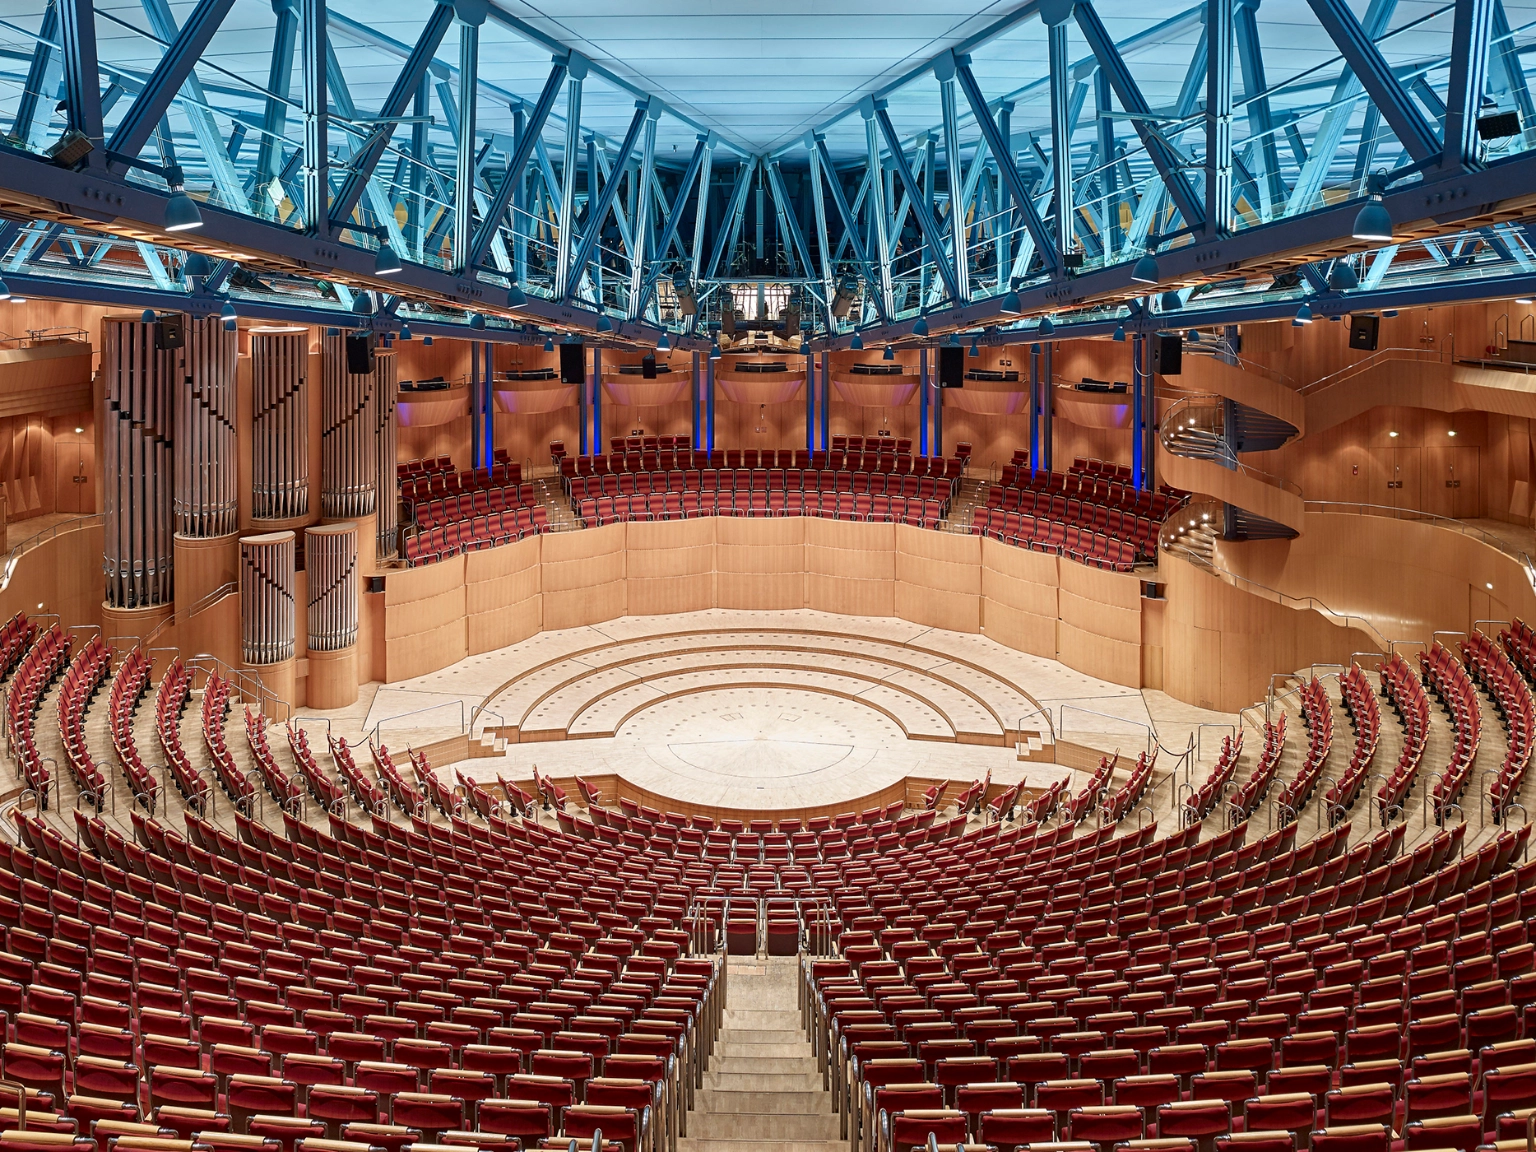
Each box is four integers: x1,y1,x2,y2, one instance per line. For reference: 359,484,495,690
563,101,649,304
106,0,234,167
328,2,452,232
256,0,298,217
12,0,60,147
1074,0,1206,232
1444,0,1495,171
707,159,754,280
872,102,962,304
451,11,483,273
634,135,708,320
1492,0,1534,126
766,160,815,287
812,137,891,325
1307,0,1442,167
1234,0,1286,218
1206,0,1234,237
949,53,1060,274
466,58,567,273
57,0,103,165
301,0,327,234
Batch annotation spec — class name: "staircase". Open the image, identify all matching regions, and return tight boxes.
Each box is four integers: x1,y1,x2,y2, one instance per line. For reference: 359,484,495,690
680,956,840,1152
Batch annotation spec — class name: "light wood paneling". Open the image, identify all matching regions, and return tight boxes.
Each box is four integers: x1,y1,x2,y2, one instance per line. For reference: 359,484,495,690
626,518,715,616
382,553,467,682
894,524,980,633
980,537,1059,657
541,524,627,629
306,645,358,709
465,534,542,654
805,518,896,616
714,516,805,608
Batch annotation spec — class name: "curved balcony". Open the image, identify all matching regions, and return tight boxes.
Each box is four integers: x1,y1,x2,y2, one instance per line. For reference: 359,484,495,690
1159,395,1304,538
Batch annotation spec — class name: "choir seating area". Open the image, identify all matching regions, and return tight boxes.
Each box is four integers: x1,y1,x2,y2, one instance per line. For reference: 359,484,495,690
396,455,550,567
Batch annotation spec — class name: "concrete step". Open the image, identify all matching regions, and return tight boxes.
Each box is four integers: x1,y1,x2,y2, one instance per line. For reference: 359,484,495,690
713,1041,811,1059
685,1112,841,1141
715,1024,805,1042
694,1089,831,1115
679,1141,846,1152
709,1056,818,1076
703,1071,825,1092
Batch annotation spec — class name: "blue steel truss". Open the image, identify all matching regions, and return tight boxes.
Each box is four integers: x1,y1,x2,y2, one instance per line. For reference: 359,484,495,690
0,0,1530,349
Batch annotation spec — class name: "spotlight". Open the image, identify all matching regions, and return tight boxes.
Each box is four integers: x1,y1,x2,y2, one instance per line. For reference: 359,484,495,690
968,338,979,357
1382,309,1398,317
850,333,864,351
373,242,402,277
0,278,14,301
883,344,894,361
423,335,433,346
1131,251,1160,284
351,292,373,315
800,338,810,354
326,326,340,337
164,188,203,232
399,323,412,341
183,253,213,279
912,315,929,337
1293,302,1314,325
657,332,671,352
142,309,157,324
219,301,237,331
1328,260,1359,291
1353,173,1393,242
1160,290,1183,311
709,341,722,360
544,335,554,352
1000,283,1021,314
468,313,486,330
1113,323,1125,342
595,313,613,333
1038,315,1055,337
1519,298,1535,305
1186,329,1201,343
947,332,961,347
507,283,527,307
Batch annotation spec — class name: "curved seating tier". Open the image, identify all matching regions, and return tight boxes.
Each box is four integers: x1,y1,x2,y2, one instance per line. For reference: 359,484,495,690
6,623,70,807
58,634,110,800
156,658,209,813
107,646,160,811
1377,654,1430,823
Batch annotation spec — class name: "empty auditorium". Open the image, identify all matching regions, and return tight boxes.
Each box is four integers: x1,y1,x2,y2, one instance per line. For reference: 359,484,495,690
2,5,1536,1152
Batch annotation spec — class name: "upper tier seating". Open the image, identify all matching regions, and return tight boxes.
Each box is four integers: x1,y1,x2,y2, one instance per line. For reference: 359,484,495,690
397,453,516,503
107,647,160,812
7,623,69,807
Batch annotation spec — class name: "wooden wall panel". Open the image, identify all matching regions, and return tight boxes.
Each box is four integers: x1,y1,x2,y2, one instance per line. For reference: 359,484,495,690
382,554,467,681
1057,620,1143,688
465,535,542,654
894,524,980,632
805,519,896,616
0,521,103,630
541,523,627,630
714,516,805,608
625,518,715,615
979,538,1060,658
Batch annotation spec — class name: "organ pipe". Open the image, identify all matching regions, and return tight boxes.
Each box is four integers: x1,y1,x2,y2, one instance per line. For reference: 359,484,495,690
173,318,238,537
101,316,175,608
240,531,296,665
320,332,378,519
374,354,399,557
306,522,358,652
250,330,310,520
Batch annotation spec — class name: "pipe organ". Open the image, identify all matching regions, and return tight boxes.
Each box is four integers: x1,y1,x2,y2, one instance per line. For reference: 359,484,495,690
306,522,358,652
172,319,238,538
320,333,378,519
374,356,399,558
240,531,295,665
251,330,310,520
101,316,175,608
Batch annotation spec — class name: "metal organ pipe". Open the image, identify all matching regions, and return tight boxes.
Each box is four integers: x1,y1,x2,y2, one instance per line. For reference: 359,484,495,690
374,353,399,558
101,316,175,608
250,330,310,520
239,531,296,665
321,332,378,519
173,318,238,538
306,522,358,652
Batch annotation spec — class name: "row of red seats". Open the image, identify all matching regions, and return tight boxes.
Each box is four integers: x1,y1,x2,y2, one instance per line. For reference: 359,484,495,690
398,455,516,503
401,507,550,568
0,611,37,683
1074,457,1136,484
412,483,537,530
1104,750,1158,826
7,624,70,808
1066,756,1118,826
982,490,1163,550
1422,642,1482,822
1377,653,1430,823
202,675,254,811
396,455,455,478
1327,663,1381,815
1278,678,1333,817
560,449,963,481
997,465,1182,520
1466,631,1534,817
373,745,423,819
58,635,110,801
567,466,955,503
107,647,160,813
1233,714,1287,817
330,736,384,814
1500,618,1536,691
542,786,924,836
1189,734,1244,821
285,724,343,812
602,435,690,455
970,509,1140,573
154,659,208,813
246,708,301,813
577,491,948,530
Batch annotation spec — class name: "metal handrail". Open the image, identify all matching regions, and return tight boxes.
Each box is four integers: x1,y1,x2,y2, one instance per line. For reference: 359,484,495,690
1160,394,1304,496
367,698,468,744
0,514,103,593
1305,501,1536,590
1296,344,1452,396
1057,705,1156,759
142,581,239,648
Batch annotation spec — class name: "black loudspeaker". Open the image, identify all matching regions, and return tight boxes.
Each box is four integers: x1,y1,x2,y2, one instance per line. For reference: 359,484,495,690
641,354,657,379
154,314,185,351
345,332,375,375
1151,333,1182,375
938,346,965,388
1349,313,1380,351
559,341,586,384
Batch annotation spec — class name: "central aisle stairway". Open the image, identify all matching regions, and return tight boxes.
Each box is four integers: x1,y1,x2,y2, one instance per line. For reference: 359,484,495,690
681,956,841,1152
